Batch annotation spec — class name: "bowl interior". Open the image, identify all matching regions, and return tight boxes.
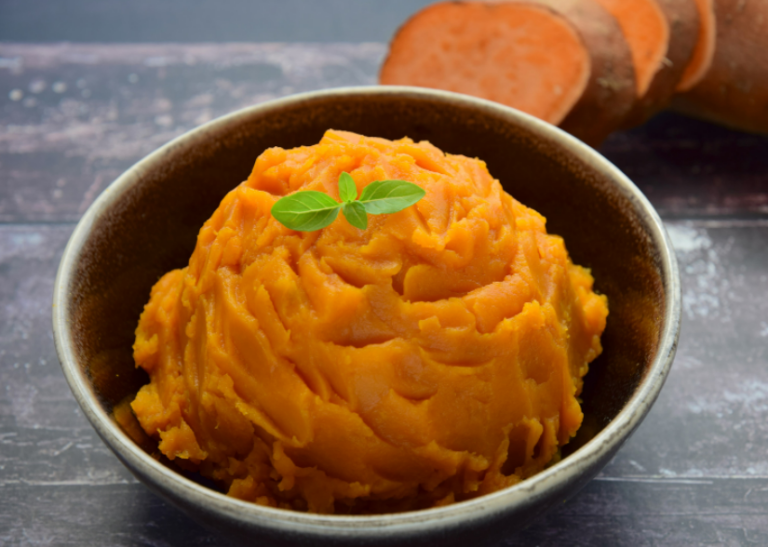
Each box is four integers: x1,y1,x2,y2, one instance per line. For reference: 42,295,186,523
62,89,666,488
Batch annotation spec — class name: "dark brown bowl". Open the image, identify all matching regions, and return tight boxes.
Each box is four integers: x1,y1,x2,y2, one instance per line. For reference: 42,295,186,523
53,87,680,546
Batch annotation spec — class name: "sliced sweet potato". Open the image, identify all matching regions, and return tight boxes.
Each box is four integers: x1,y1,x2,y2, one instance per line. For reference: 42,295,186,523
672,0,768,133
594,0,670,98
594,0,699,126
380,2,590,126
676,0,716,92
379,0,636,146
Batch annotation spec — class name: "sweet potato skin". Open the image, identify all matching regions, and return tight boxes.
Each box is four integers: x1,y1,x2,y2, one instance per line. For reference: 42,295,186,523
594,0,671,98
671,0,768,133
540,0,636,145
618,0,700,127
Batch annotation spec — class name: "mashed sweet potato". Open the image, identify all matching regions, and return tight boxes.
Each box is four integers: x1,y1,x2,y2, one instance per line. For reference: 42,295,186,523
131,130,608,514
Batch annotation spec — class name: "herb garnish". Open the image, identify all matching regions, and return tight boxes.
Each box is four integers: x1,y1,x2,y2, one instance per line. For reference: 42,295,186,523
271,171,425,231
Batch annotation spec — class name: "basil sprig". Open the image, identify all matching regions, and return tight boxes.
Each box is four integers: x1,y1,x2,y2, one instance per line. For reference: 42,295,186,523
271,172,425,231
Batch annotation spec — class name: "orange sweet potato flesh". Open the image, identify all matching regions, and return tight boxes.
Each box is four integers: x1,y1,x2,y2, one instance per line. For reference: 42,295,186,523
131,130,608,514
676,0,716,92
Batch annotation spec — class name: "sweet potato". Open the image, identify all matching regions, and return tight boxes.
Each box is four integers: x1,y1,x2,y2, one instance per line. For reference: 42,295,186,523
675,0,716,91
594,0,699,125
672,0,768,133
379,0,635,146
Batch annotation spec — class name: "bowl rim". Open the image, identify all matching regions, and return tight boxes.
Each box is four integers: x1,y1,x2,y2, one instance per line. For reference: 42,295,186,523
53,85,681,539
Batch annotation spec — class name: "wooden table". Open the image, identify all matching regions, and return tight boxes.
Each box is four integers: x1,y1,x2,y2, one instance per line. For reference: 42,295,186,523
1,43,767,546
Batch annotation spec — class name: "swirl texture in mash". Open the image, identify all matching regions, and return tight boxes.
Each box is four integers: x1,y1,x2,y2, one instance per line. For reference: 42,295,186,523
131,130,608,514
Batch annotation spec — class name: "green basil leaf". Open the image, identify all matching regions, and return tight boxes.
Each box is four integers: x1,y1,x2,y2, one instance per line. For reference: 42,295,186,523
342,201,368,230
271,191,341,231
359,179,426,215
338,172,357,203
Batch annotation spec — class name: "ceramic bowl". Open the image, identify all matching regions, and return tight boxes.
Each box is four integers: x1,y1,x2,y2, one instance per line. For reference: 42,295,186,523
53,86,681,546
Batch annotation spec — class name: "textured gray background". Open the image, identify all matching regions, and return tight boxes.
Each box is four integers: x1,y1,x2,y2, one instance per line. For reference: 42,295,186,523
1,14,767,547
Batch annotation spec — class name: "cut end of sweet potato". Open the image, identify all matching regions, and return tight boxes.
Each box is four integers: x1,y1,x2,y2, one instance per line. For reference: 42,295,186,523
676,0,716,92
379,2,591,125
593,0,669,97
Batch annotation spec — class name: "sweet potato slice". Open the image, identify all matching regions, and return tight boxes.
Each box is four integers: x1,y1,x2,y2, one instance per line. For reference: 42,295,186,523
676,0,716,92
380,2,589,125
379,0,635,146
672,0,768,133
594,0,699,126
594,0,670,98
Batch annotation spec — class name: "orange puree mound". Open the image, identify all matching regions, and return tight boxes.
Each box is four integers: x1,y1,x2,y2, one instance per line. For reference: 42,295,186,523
131,129,608,514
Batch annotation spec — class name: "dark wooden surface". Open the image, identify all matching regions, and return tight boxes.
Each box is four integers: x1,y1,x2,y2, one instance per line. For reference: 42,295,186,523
1,43,767,547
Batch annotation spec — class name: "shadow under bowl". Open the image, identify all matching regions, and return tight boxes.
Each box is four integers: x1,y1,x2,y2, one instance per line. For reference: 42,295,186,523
53,86,681,546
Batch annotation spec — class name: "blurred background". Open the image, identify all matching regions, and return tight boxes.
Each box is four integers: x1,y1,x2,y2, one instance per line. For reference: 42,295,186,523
1,0,436,42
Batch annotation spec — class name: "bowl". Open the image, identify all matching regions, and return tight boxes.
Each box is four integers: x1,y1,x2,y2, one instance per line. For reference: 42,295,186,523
53,86,681,546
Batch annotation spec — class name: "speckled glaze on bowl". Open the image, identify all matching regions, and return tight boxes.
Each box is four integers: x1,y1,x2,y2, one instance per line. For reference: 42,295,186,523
53,87,681,546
